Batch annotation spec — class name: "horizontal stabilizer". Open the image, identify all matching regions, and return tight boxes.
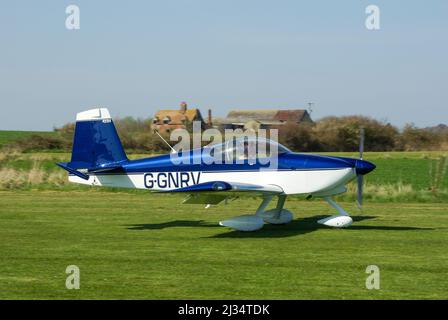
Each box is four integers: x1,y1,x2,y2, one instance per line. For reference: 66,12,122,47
56,162,90,180
88,164,125,173
57,162,125,180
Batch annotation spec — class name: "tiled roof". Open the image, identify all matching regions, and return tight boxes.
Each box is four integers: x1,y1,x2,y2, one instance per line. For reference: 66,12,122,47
154,109,202,125
223,109,309,124
275,110,307,122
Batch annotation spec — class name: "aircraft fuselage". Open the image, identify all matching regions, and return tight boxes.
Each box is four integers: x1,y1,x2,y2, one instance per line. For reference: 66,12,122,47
69,152,375,197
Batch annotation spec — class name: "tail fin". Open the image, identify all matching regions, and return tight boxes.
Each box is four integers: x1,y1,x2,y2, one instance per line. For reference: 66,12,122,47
68,108,128,169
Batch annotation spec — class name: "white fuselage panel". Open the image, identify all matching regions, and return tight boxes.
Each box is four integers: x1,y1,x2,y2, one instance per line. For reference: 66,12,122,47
68,168,356,196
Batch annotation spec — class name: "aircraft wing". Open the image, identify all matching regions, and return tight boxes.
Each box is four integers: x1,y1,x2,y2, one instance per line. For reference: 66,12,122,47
160,181,284,205
161,181,283,194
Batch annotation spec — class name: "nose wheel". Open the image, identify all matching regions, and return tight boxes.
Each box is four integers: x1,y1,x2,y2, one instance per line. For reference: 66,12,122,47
317,197,353,228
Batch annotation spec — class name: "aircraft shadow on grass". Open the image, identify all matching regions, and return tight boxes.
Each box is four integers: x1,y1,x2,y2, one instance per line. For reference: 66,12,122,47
126,215,434,238
126,220,220,230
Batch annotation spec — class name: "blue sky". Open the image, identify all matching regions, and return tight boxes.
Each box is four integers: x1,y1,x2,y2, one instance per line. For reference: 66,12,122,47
0,0,447,130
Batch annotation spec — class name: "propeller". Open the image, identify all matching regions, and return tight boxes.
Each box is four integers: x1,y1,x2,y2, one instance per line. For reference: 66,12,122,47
356,128,365,209
359,127,365,160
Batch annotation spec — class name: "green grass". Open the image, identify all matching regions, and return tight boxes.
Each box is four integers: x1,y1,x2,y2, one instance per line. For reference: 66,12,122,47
0,130,56,148
0,191,447,299
319,152,448,190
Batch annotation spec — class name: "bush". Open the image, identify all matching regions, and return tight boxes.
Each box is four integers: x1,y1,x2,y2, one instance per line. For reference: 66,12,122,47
397,124,444,151
278,123,321,152
313,116,399,152
4,115,447,153
6,134,69,152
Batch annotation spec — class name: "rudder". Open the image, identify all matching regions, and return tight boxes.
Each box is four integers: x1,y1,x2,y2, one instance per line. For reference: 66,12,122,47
69,108,128,169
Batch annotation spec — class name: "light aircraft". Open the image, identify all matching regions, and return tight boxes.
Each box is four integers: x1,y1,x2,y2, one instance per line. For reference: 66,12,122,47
57,108,376,231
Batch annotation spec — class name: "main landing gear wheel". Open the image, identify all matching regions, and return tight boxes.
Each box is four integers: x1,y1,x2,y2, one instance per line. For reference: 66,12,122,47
219,215,265,232
257,209,293,225
219,195,293,231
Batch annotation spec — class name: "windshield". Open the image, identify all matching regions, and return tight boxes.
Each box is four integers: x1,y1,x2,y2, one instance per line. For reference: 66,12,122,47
205,137,290,162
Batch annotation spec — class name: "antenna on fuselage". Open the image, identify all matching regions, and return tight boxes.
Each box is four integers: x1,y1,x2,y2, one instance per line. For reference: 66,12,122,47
153,129,177,154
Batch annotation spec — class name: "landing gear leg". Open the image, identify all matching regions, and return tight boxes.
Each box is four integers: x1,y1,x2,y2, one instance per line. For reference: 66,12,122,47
257,194,293,225
274,195,287,219
317,197,353,228
218,194,293,231
256,196,273,215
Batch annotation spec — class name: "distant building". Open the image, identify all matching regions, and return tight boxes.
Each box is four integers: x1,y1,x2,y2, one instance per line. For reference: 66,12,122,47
152,102,209,133
425,124,448,135
221,109,313,131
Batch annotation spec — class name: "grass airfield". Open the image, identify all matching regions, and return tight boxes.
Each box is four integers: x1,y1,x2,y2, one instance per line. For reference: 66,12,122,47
1,191,447,299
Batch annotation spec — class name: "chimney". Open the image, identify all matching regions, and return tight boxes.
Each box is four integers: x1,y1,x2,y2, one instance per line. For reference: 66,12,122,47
207,109,213,126
180,101,187,114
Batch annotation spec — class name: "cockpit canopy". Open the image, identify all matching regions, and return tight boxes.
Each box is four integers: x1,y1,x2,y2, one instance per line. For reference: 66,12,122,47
204,137,290,162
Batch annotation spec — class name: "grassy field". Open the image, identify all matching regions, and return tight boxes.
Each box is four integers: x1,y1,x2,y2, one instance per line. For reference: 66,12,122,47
0,191,447,299
0,151,447,299
0,130,56,148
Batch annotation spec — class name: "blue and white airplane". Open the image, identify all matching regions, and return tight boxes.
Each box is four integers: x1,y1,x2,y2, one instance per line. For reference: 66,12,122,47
57,108,376,231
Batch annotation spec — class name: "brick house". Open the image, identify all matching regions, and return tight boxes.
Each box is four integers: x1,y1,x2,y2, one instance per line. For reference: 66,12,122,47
152,102,206,133
221,109,313,131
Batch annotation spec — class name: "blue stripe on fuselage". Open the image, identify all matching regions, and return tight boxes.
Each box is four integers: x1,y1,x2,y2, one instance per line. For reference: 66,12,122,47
115,150,355,173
